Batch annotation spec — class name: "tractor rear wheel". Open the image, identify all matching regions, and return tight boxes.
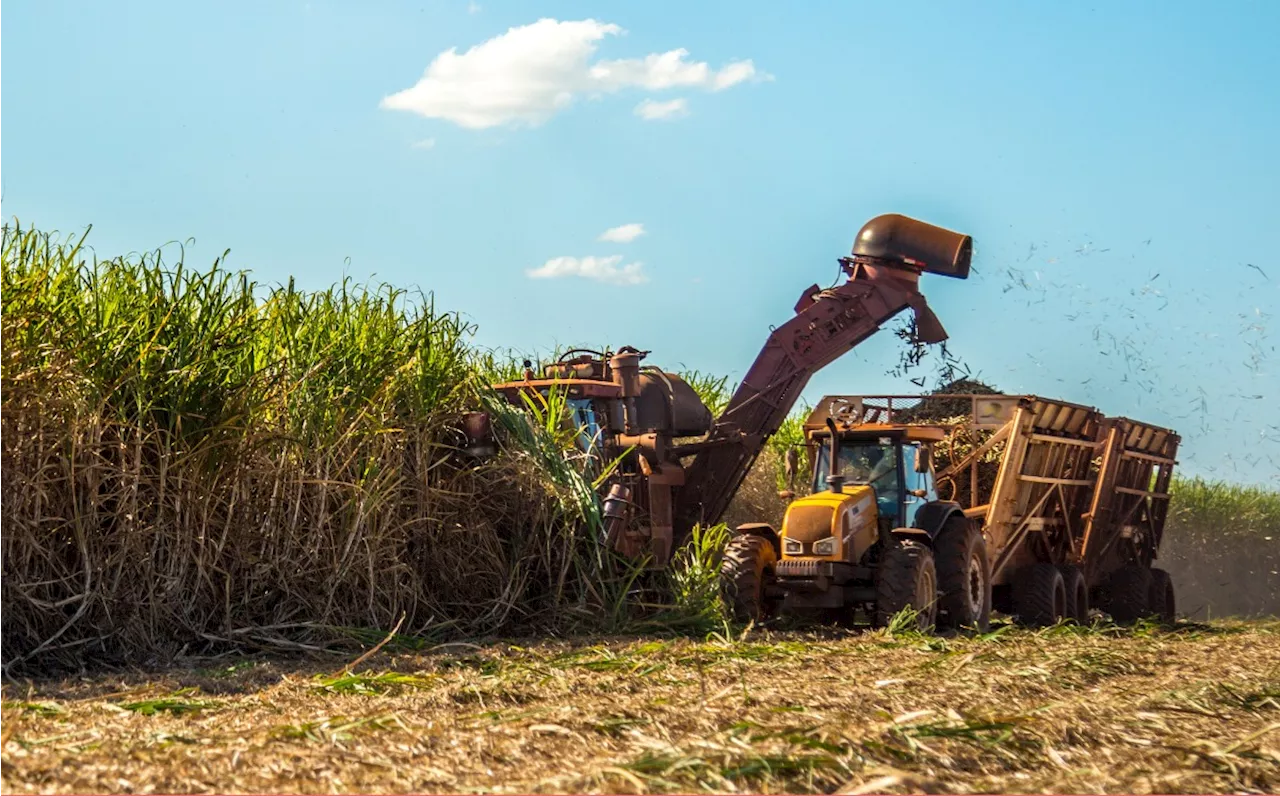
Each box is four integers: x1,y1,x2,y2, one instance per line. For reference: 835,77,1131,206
1102,564,1152,625
1014,563,1067,627
720,535,778,623
934,517,991,632
1058,564,1090,624
874,540,939,631
1148,567,1176,625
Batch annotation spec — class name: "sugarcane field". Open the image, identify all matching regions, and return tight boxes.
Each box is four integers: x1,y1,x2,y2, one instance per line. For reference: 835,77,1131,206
2,4,1278,795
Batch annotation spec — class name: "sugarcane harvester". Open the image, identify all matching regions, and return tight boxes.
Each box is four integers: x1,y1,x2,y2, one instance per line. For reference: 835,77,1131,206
479,213,973,612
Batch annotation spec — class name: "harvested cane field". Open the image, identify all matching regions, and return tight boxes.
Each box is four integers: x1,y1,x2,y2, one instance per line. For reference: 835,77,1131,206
3,226,1279,793
3,621,1279,794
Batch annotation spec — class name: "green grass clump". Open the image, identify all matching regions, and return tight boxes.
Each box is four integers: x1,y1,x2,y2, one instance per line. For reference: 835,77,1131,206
650,523,733,634
312,671,438,695
3,701,66,718
120,698,218,716
273,713,407,742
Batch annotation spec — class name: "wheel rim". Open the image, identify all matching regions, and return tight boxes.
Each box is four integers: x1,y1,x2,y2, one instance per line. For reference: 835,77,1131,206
966,552,986,618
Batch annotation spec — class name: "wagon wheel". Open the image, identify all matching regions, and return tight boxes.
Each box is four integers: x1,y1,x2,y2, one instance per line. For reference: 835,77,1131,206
1013,563,1067,627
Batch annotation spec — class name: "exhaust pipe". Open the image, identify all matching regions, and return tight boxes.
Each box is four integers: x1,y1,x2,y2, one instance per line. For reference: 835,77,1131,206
824,418,845,493
851,214,972,279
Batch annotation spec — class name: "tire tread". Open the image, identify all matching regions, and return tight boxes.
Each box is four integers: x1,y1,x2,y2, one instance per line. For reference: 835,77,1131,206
874,541,936,629
720,536,775,622
934,516,991,631
1014,563,1066,627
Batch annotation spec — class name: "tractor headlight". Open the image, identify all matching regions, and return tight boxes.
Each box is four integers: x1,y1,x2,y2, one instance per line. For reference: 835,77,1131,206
812,537,837,556
783,538,804,556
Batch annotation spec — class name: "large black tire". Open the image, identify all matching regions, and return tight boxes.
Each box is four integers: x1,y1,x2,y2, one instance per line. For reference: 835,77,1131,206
1013,563,1067,627
934,517,992,632
1148,567,1176,625
1102,565,1152,625
1058,564,1090,624
720,535,778,623
874,540,939,631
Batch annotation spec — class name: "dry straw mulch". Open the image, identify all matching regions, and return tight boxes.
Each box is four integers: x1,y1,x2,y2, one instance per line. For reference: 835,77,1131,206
3,619,1278,794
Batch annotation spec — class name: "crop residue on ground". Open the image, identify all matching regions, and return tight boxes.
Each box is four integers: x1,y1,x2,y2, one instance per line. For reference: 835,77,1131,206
3,620,1278,794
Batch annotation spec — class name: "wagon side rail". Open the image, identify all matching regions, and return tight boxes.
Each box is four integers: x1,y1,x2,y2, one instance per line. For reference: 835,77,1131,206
1079,417,1181,585
982,397,1105,584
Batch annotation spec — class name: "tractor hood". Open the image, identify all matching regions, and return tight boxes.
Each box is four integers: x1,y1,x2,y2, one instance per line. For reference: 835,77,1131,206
780,485,877,547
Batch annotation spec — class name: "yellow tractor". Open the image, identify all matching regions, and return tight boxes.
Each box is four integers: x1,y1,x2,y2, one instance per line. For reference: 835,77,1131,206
722,413,990,631
722,392,1180,631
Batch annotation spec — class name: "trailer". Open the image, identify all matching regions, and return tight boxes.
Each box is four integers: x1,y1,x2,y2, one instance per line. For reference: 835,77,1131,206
749,392,1180,629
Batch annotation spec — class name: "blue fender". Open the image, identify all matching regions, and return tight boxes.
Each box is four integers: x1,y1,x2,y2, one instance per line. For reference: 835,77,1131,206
910,501,967,540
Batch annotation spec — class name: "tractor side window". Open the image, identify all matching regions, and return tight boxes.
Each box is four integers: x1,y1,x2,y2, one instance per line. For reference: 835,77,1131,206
901,445,929,526
902,444,935,499
867,445,901,521
901,444,917,498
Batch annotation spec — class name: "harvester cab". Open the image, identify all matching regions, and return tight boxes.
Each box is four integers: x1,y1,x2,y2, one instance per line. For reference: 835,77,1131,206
486,346,715,566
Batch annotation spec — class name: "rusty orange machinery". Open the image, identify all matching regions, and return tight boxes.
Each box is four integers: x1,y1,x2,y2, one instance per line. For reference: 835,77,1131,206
491,347,712,567
804,393,1180,597
478,213,974,570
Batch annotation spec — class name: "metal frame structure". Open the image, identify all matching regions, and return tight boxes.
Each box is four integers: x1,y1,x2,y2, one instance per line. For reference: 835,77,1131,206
803,393,1180,591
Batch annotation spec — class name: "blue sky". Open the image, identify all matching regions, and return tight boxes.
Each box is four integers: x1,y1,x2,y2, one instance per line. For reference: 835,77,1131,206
4,0,1278,485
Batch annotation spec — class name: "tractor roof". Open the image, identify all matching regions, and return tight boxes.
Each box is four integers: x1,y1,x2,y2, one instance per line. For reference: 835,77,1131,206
806,423,949,442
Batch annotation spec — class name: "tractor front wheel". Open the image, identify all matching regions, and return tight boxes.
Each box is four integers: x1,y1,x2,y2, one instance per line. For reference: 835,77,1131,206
720,535,778,623
874,540,939,631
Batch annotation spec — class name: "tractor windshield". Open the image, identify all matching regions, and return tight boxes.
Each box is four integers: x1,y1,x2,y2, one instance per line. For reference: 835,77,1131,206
813,440,902,516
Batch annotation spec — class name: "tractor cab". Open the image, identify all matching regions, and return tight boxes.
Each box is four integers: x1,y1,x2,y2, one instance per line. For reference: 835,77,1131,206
775,424,947,578
809,425,944,528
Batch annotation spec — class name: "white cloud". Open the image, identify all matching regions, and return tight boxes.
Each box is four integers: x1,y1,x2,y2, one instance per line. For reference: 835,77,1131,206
598,223,646,243
712,60,760,90
589,49,758,91
380,18,765,129
634,98,688,120
527,255,648,286
411,137,437,149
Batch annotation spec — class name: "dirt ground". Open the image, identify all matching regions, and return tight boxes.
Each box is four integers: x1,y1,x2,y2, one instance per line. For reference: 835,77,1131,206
1159,524,1280,620
3,619,1278,795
